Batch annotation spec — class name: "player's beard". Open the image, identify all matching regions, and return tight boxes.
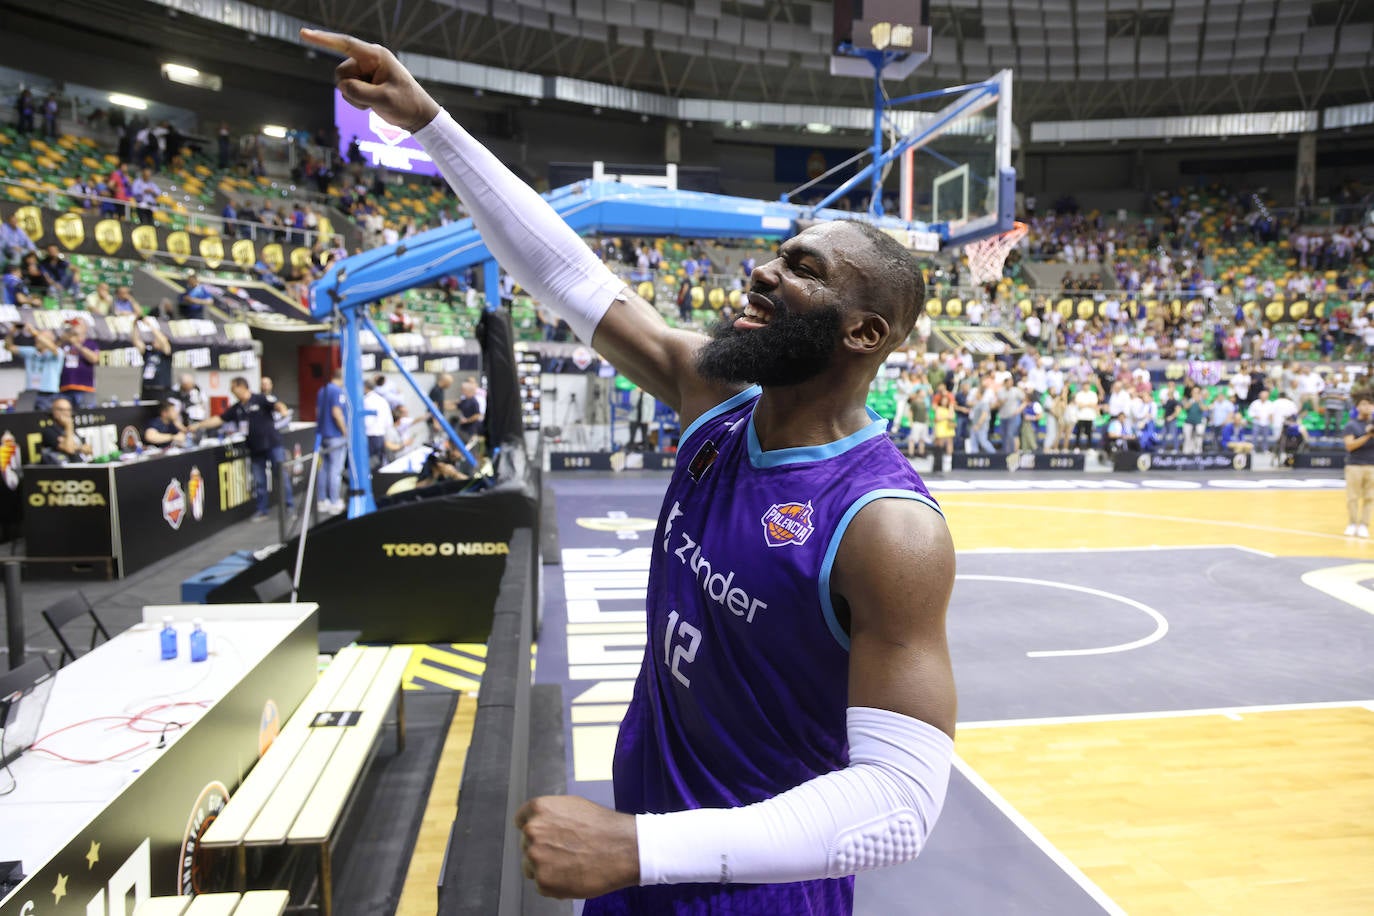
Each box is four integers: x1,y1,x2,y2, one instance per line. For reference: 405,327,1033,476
695,292,843,388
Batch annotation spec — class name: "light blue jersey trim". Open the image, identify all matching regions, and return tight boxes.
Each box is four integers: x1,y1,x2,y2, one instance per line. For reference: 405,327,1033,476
747,407,889,469
679,385,761,450
818,488,945,651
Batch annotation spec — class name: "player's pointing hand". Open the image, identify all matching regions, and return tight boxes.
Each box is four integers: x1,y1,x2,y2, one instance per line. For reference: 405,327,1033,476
300,28,440,134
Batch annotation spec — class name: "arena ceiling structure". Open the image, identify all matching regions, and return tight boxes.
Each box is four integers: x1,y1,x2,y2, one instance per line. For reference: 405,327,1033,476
106,0,1374,125
3,0,1372,142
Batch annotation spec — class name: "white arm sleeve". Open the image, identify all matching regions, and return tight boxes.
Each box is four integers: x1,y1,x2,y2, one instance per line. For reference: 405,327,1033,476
635,706,953,886
411,110,625,343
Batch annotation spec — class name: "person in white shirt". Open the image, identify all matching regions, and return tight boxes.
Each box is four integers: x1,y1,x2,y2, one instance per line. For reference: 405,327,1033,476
1298,369,1325,411
1248,391,1275,453
1072,384,1100,450
966,300,984,326
384,403,423,456
1103,298,1121,331
362,379,392,469
914,312,932,356
1107,381,1133,419
1230,368,1251,402
1046,366,1066,397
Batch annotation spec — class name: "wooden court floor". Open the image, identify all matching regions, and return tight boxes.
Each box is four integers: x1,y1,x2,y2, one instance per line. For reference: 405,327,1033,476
944,485,1374,915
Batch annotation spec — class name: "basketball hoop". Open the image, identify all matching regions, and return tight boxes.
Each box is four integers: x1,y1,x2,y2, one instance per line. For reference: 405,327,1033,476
963,221,1028,285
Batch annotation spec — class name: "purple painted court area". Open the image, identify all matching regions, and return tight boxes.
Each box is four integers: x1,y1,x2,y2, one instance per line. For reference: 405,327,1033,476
536,473,1112,915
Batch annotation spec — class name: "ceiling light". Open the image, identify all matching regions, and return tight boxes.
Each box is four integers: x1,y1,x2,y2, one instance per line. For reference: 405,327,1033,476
161,62,223,91
262,125,288,139
108,93,148,110
738,119,754,129
805,122,833,134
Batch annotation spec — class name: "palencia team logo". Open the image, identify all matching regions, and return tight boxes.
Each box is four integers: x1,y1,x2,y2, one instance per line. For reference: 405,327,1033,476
179,781,230,895
0,431,19,491
259,699,281,756
761,500,816,548
163,478,187,529
188,466,205,520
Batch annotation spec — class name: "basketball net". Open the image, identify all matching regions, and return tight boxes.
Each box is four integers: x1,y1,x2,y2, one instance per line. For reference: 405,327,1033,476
963,221,1028,285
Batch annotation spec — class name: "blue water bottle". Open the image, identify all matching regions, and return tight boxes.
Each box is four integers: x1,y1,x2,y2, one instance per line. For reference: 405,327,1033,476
160,616,178,660
190,619,208,663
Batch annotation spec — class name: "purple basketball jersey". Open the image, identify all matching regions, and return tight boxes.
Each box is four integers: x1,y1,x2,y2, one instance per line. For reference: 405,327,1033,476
585,386,941,916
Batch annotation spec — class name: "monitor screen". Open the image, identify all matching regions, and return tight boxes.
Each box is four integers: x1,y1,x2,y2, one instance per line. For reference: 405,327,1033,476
334,89,440,177
0,671,54,767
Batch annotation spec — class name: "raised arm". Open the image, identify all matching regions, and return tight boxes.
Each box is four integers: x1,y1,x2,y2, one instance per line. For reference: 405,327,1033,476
301,29,742,426
148,322,172,355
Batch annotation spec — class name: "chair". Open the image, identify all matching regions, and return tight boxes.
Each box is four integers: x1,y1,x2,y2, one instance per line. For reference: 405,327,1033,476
40,591,110,667
252,570,294,603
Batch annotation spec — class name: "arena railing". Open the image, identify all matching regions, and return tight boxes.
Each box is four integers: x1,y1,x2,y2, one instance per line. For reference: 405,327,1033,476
438,527,569,916
613,263,1368,311
0,176,335,250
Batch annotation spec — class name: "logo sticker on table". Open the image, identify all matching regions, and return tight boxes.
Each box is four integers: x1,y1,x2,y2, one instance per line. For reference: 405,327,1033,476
179,781,229,894
163,478,186,530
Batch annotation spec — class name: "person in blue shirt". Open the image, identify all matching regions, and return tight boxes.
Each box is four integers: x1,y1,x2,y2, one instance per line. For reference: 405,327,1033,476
315,368,348,513
4,323,63,411
194,377,293,520
252,257,285,289
1218,414,1254,455
1,263,37,307
1,214,38,265
40,245,80,296
180,270,214,319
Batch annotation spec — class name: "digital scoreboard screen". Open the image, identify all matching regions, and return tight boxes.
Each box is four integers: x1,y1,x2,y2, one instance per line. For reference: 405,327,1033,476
334,89,440,177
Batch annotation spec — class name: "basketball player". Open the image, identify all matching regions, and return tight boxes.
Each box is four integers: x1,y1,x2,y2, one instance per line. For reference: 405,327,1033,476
304,30,956,914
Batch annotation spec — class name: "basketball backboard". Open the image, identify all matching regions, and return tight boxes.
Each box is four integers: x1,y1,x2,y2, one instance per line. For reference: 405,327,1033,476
898,70,1016,250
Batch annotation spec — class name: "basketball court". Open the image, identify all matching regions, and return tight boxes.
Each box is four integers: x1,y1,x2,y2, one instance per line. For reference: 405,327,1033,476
530,470,1374,915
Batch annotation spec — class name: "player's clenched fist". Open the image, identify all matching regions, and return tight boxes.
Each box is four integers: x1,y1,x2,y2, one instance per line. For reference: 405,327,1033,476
300,28,441,134
515,795,640,899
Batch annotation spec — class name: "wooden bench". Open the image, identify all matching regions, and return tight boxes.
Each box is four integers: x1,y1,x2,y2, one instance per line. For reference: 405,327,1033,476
133,890,290,916
201,645,413,916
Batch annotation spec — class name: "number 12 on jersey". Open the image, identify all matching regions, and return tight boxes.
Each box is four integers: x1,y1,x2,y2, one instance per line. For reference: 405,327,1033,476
663,610,702,687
